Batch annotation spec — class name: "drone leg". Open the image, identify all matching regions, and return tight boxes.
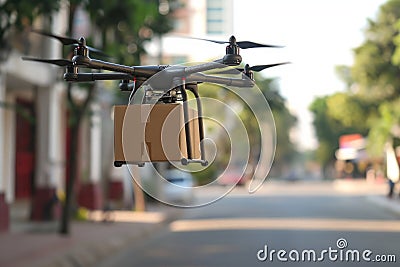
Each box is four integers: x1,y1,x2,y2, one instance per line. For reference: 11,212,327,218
180,84,193,160
186,85,206,163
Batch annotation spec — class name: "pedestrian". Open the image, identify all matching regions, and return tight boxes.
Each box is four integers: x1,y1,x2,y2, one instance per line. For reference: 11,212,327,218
385,143,399,198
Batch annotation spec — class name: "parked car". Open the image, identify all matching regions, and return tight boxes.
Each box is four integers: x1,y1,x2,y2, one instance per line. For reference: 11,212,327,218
162,169,195,205
218,170,248,186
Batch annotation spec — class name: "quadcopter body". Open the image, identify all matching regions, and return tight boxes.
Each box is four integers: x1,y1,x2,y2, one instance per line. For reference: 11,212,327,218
22,30,288,167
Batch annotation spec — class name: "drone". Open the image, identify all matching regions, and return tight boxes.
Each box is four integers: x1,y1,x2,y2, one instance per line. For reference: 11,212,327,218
22,30,289,167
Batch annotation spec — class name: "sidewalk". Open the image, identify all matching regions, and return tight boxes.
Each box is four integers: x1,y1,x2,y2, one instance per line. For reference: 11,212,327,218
330,179,400,215
366,194,400,215
0,204,182,267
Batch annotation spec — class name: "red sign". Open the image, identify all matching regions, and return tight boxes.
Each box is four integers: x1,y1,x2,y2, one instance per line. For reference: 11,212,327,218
339,134,364,149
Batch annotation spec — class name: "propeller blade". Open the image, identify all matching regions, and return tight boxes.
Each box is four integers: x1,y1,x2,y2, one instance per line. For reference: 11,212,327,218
31,29,79,45
21,57,72,66
249,62,291,72
183,36,227,45
236,41,284,49
209,62,290,75
32,29,108,56
183,36,283,49
87,46,106,55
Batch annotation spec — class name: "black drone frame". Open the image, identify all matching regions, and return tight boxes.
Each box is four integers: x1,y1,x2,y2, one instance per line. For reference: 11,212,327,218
22,31,289,167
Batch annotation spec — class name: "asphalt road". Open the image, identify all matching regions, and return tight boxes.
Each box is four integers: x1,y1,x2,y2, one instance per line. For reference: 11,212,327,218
98,180,400,267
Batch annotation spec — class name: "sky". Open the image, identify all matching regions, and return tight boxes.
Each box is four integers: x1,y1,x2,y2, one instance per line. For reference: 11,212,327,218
232,0,387,150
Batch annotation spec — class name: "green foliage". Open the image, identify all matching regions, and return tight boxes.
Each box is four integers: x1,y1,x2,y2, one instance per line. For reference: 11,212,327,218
367,100,400,156
309,96,336,166
326,92,368,131
0,0,60,53
335,65,353,89
352,0,400,101
84,0,177,65
74,207,89,221
254,74,297,165
0,0,60,28
352,0,400,154
315,141,334,167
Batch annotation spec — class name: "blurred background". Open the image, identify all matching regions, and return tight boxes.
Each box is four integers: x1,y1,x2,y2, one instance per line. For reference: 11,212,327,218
1,0,400,266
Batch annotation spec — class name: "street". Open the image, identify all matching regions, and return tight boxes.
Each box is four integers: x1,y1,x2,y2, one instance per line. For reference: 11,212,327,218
98,180,400,266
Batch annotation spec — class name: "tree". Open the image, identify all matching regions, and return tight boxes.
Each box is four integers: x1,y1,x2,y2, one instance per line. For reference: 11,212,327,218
352,0,400,102
310,0,400,165
325,92,370,133
367,99,400,156
351,0,400,155
309,96,338,171
309,95,365,174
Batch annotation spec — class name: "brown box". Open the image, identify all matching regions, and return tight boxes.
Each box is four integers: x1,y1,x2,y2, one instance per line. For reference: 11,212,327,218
114,104,200,164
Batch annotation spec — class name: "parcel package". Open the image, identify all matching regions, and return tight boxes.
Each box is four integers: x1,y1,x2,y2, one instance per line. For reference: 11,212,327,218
114,104,200,164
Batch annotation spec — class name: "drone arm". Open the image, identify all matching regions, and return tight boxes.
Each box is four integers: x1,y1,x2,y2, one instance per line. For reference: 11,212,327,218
183,61,227,75
73,55,134,73
73,55,163,77
187,73,253,88
64,72,133,82
213,59,224,64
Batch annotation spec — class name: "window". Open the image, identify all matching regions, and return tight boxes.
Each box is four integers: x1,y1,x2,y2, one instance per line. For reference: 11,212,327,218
206,0,225,35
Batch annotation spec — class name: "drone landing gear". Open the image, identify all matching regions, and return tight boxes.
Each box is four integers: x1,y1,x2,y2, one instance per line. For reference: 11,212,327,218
180,82,208,167
181,158,209,166
114,161,145,167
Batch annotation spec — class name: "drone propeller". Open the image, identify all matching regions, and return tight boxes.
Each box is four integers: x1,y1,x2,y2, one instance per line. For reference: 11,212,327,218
188,35,283,49
210,62,290,75
32,29,79,45
244,62,291,72
21,56,72,66
31,29,107,56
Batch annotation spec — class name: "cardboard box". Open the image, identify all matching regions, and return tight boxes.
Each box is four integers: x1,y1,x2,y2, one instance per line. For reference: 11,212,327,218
114,104,200,164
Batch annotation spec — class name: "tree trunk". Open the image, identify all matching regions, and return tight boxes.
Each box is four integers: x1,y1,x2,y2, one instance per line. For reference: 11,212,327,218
60,122,79,235
59,81,95,235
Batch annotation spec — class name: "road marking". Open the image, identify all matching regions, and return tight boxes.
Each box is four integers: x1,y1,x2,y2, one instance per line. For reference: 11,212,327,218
88,211,165,223
170,218,400,232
